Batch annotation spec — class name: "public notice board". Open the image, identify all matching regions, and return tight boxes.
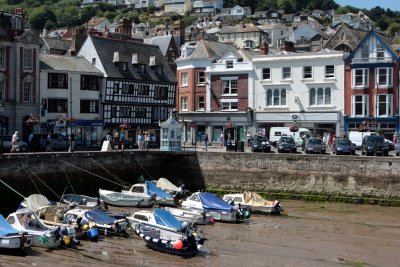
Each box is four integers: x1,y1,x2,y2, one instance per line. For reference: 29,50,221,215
101,140,112,152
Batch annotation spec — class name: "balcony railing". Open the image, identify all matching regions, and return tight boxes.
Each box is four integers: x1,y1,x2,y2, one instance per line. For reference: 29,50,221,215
352,57,394,64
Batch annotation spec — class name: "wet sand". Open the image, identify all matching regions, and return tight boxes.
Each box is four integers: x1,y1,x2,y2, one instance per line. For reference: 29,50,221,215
1,200,399,267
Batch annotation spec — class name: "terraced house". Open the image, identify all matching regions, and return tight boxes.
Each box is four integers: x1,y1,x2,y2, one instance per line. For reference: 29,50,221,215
344,30,400,136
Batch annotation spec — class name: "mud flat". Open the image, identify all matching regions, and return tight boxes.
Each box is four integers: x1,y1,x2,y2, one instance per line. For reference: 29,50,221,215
1,200,399,267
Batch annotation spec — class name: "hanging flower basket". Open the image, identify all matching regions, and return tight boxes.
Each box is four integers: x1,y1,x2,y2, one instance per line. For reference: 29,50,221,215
26,116,39,125
119,123,129,129
289,126,299,132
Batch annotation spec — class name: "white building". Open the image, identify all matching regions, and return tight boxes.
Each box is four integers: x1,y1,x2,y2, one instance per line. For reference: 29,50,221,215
252,49,345,137
39,54,104,147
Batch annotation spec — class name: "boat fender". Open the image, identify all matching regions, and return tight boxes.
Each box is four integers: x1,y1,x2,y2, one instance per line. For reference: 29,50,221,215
273,200,280,207
82,224,90,231
173,240,183,250
87,228,99,241
62,235,71,246
39,235,49,245
244,209,251,219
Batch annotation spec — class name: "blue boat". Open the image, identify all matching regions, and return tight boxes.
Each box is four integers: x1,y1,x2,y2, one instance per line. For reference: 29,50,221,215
181,192,250,222
130,208,206,256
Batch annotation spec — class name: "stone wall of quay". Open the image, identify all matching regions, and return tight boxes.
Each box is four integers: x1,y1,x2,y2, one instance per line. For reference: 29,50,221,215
0,151,399,213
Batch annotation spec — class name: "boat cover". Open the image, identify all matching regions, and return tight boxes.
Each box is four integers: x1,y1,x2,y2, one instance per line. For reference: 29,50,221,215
199,192,233,212
26,194,50,210
84,210,115,225
243,191,276,207
146,181,172,199
156,178,181,193
153,208,182,231
0,215,19,237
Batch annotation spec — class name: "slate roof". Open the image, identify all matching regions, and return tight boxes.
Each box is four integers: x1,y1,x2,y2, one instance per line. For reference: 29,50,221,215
89,35,177,83
40,54,103,74
177,40,238,61
218,23,261,34
42,37,72,52
143,35,173,56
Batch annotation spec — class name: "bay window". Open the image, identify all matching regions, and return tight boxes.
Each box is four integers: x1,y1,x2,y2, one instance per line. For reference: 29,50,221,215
222,80,238,95
352,95,369,117
266,88,286,106
309,87,331,106
351,68,369,88
376,68,393,87
378,94,393,117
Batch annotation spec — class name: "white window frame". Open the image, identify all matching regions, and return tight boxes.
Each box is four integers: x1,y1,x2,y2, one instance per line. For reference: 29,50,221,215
361,44,369,60
221,99,238,111
325,65,335,78
376,44,384,59
23,80,32,103
377,94,393,117
197,71,205,85
23,48,32,69
181,97,188,111
89,101,97,113
244,40,253,48
262,68,271,80
266,88,287,107
181,72,188,86
351,68,369,88
282,67,291,80
226,60,234,69
0,47,5,68
376,68,393,87
309,87,331,106
303,66,313,79
352,94,369,117
222,80,238,95
197,96,205,111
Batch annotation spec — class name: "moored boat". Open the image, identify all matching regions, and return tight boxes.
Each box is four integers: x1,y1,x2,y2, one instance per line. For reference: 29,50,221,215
0,214,33,252
181,192,250,223
6,209,64,248
164,207,214,225
128,208,206,256
222,191,284,214
61,194,105,210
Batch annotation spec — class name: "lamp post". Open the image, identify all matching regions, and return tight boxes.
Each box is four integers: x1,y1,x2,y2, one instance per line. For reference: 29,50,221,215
0,102,5,154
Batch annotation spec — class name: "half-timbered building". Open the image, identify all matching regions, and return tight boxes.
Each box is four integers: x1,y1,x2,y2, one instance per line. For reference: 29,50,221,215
78,35,177,142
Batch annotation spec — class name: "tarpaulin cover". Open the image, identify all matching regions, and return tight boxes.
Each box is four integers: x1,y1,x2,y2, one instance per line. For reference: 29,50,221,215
153,208,182,231
199,192,233,212
0,214,19,237
146,181,173,199
84,210,115,225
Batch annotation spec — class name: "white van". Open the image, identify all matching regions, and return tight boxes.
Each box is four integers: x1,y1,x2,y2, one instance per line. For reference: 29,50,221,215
348,131,372,149
269,127,311,147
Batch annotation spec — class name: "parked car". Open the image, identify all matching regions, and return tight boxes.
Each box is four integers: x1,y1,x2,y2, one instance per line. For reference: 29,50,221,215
384,139,395,151
31,134,70,151
332,138,356,155
277,136,297,153
0,136,28,152
361,134,389,156
251,136,271,152
305,137,326,154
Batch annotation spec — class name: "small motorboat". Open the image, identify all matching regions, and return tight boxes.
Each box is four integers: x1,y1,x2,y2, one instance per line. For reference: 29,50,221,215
222,191,284,214
156,178,191,203
164,207,214,225
64,208,128,237
99,181,174,207
181,192,250,223
61,194,105,210
128,208,206,256
0,214,33,252
6,209,65,248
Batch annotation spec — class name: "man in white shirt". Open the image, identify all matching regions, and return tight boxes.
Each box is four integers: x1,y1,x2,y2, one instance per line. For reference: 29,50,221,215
11,131,18,153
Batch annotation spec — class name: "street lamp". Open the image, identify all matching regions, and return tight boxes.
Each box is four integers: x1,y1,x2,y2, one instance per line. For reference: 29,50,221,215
0,102,5,154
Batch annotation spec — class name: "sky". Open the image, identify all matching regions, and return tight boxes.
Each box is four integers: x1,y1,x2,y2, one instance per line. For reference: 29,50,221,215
335,0,400,11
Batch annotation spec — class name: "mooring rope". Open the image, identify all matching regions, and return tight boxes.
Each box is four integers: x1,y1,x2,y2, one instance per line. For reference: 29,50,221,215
134,157,154,181
0,179,26,199
63,169,76,194
89,158,129,186
22,163,61,199
59,160,122,187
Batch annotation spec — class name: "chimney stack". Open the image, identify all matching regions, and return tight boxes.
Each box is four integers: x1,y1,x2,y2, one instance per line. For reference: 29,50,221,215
260,42,269,55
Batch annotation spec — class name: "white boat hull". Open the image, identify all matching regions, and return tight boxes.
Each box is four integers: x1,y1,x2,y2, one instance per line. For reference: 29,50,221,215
0,235,32,249
99,189,153,207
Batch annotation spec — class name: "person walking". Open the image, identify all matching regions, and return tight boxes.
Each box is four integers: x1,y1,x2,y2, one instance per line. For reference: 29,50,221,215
69,130,76,152
46,132,52,152
113,132,119,150
11,131,18,153
219,132,224,148
203,133,209,151
120,131,125,151
28,132,33,151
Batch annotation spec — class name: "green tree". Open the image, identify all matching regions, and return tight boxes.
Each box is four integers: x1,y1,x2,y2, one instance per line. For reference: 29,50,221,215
28,6,57,30
80,6,97,25
387,23,400,36
277,0,295,13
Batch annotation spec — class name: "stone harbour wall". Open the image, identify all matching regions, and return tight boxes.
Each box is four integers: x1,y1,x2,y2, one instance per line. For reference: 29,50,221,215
0,151,399,214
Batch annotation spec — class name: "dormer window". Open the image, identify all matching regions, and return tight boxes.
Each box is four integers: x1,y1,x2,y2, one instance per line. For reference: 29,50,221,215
137,64,145,73
226,60,233,69
155,66,163,75
118,62,128,72
11,16,22,30
113,51,120,63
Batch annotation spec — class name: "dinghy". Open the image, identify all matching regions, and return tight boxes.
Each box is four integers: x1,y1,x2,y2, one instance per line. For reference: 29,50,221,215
0,214,33,252
222,191,284,214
